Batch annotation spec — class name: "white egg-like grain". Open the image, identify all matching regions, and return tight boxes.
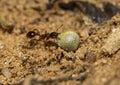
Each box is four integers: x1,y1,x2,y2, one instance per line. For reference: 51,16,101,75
58,31,80,51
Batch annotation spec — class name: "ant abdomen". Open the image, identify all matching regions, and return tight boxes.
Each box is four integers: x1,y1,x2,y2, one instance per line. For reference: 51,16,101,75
26,29,39,38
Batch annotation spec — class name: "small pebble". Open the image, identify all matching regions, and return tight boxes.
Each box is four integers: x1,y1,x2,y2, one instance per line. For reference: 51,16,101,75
1,68,12,78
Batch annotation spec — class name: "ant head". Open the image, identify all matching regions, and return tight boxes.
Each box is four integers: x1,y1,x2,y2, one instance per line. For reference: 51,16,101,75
49,24,63,38
50,32,59,38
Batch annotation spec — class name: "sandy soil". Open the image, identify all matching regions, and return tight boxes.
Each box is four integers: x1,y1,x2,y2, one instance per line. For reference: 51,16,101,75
0,0,120,85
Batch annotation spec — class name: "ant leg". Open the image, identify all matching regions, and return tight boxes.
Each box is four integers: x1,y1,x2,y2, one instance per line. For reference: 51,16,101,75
28,39,39,48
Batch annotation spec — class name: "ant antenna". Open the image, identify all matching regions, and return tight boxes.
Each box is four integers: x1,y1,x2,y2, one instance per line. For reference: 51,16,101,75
48,24,63,39
56,24,63,32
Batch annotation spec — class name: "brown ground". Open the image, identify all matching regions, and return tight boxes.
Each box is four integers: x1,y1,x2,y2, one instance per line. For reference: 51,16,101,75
0,0,120,85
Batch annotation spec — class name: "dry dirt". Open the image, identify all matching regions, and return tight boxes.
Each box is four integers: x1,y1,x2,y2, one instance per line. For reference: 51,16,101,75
0,0,120,85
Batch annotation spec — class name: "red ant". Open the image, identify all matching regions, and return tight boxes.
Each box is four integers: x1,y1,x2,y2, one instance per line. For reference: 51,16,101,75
26,29,60,40
26,25,63,48
26,25,63,40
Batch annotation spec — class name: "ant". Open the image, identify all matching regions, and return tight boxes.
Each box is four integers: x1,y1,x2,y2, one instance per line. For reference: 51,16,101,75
26,29,60,40
26,25,63,48
26,25,63,40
